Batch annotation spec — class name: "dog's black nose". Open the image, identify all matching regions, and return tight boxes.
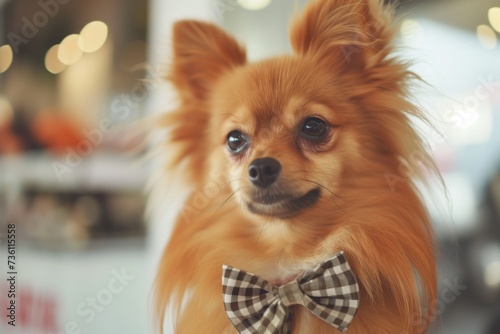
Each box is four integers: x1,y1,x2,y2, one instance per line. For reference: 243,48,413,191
248,157,281,188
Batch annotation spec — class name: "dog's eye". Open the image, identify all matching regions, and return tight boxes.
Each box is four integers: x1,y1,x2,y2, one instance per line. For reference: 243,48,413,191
301,117,328,139
227,130,249,153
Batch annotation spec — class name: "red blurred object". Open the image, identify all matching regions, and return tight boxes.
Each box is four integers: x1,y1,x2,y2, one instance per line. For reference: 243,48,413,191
0,284,59,333
31,111,84,153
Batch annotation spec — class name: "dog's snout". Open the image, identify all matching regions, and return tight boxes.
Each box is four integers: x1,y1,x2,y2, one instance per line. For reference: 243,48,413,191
248,157,281,188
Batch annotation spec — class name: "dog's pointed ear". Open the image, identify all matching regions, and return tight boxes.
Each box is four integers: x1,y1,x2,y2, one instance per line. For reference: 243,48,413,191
289,0,392,70
171,20,246,100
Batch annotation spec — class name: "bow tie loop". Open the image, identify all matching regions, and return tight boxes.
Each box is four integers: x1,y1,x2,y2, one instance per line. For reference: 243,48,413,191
222,251,360,334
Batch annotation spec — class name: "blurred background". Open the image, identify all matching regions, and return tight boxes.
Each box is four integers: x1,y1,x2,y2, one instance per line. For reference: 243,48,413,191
0,0,499,333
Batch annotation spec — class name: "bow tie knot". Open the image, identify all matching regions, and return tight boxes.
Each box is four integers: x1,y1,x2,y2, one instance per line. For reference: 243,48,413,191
222,251,360,334
278,281,305,307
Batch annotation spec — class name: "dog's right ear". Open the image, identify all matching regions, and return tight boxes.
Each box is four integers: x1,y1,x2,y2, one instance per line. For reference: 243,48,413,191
171,20,246,101
289,0,392,71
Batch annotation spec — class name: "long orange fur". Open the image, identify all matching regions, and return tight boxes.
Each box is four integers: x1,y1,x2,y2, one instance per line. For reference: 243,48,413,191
153,0,439,333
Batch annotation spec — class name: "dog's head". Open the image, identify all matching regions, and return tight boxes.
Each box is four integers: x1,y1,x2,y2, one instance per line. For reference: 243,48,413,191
166,0,434,222
212,57,357,219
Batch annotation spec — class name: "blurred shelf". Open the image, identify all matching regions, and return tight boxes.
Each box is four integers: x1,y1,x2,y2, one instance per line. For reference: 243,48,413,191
0,151,148,193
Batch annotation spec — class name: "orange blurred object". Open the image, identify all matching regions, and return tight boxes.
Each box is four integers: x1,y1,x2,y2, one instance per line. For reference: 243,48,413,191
31,111,84,153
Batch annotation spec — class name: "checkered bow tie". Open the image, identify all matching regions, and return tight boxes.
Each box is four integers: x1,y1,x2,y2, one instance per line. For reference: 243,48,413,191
222,251,360,334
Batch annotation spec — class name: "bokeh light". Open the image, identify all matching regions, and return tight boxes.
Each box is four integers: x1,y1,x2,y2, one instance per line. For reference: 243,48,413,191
238,0,272,11
489,7,500,33
0,44,13,73
45,45,67,74
79,21,109,53
58,34,83,65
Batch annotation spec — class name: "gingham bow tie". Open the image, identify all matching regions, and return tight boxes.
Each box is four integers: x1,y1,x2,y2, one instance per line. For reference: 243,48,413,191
222,251,360,334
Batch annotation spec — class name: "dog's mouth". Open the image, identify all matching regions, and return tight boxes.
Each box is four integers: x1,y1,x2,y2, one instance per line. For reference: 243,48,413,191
245,188,321,219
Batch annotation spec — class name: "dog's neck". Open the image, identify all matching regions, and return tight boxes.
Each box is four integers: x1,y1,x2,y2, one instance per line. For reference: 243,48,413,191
248,216,341,285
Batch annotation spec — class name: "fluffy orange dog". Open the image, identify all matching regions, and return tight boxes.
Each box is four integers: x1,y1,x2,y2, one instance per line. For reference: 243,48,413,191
154,0,439,333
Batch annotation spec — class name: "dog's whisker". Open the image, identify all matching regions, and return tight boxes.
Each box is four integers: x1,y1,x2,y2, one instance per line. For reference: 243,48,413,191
228,178,242,185
206,187,242,226
293,177,352,218
293,213,315,227
292,174,349,203
258,216,270,241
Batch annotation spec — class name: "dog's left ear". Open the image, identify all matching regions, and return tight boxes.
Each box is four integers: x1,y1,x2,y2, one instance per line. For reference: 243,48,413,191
171,20,247,100
289,0,392,70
